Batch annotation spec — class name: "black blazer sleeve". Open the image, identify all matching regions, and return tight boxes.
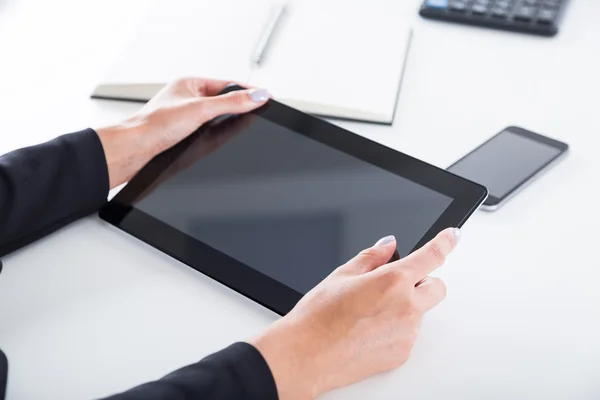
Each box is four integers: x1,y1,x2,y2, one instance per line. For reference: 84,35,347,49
0,129,279,400
0,128,109,257
100,343,278,400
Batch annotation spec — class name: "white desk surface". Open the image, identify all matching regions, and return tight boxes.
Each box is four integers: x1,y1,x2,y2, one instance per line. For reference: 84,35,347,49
1,0,599,398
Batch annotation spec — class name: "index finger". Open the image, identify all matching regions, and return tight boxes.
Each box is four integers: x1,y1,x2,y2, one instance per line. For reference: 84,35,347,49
391,228,460,283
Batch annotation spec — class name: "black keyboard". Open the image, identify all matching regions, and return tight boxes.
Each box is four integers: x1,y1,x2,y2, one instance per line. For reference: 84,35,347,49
419,0,570,37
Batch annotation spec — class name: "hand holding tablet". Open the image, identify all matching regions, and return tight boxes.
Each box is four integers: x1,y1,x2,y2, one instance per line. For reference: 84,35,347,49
251,228,459,398
100,84,487,315
94,78,487,397
96,79,270,189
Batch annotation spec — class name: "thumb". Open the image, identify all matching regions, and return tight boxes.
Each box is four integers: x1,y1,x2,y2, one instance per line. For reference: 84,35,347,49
341,236,397,275
195,88,270,122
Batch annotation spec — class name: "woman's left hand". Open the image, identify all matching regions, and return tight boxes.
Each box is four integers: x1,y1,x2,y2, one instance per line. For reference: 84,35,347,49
95,77,269,188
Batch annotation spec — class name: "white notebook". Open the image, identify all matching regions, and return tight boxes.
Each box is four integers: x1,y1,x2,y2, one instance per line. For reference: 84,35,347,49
92,1,413,124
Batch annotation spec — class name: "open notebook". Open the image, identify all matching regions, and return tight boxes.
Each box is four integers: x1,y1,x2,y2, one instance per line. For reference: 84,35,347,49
92,1,413,124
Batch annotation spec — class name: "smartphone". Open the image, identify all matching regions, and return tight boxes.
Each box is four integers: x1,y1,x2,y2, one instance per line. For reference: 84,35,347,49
447,126,569,211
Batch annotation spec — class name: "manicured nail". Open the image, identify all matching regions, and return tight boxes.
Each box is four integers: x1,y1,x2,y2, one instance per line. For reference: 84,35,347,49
453,228,461,242
375,235,395,247
249,88,270,102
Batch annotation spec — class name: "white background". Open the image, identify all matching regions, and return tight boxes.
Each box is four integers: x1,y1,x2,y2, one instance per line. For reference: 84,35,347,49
0,0,599,398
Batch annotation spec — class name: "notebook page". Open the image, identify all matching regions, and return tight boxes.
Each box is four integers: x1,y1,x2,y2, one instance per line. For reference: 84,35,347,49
249,4,411,122
101,0,271,85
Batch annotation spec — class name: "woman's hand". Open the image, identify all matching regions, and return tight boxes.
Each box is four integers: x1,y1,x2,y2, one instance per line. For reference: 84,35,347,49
129,114,254,204
95,78,269,189
251,228,460,399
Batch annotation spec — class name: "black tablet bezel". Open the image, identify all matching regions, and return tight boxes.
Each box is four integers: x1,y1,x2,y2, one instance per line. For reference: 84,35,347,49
99,94,487,316
448,126,568,208
0,348,7,400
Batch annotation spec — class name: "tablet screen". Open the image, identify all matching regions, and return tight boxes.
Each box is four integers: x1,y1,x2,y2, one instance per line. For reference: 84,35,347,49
133,115,453,294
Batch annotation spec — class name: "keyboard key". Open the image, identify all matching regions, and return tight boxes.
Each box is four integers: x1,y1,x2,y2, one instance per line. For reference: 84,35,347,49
450,2,467,11
537,8,557,23
425,0,449,9
542,4,560,11
515,6,535,21
542,0,560,8
491,7,508,18
471,4,488,14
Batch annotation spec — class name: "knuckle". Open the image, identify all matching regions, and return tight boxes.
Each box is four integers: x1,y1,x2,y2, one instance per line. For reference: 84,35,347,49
172,77,193,87
427,241,447,264
359,247,380,261
171,77,205,95
357,248,386,270
175,76,189,83
227,91,248,105
441,229,456,249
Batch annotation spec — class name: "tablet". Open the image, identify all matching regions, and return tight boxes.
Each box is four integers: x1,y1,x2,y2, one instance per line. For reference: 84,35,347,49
0,348,6,400
99,86,487,315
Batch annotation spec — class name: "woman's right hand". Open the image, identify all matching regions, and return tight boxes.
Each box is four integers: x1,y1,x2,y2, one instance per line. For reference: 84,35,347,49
250,228,460,399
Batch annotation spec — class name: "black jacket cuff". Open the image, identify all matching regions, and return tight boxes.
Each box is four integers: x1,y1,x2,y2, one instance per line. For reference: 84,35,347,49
67,128,110,209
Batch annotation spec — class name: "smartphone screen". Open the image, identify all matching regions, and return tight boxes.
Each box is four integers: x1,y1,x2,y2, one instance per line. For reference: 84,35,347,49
447,127,568,210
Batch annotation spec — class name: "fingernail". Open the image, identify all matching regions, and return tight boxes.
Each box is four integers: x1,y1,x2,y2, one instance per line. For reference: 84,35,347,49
249,88,270,102
453,228,461,242
375,235,395,247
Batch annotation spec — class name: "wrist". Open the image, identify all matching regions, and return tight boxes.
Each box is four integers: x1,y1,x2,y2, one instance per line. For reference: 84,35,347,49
250,318,326,400
95,117,155,189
